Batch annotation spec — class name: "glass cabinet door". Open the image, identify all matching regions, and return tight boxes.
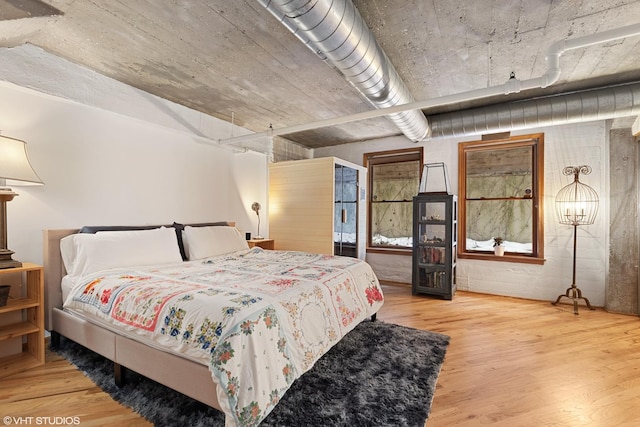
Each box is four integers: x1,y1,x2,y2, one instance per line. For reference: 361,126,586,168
418,201,446,223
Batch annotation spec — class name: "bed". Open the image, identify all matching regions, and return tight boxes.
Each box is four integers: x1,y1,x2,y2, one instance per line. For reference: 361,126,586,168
43,222,384,427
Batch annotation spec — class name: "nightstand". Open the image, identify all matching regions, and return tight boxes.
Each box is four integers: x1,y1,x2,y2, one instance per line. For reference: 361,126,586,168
0,263,45,379
247,239,275,250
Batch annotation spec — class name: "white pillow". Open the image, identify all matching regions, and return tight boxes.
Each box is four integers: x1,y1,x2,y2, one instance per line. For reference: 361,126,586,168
183,226,249,260
60,233,82,275
60,227,183,277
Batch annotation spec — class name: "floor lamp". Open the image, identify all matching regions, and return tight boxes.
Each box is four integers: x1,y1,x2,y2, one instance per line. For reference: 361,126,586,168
0,135,43,269
552,165,599,315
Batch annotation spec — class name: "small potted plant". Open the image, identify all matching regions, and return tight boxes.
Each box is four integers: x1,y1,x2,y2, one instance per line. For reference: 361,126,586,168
493,237,505,256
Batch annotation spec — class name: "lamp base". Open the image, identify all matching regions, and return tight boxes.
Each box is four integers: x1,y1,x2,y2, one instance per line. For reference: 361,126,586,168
253,236,264,240
552,284,595,315
0,249,22,269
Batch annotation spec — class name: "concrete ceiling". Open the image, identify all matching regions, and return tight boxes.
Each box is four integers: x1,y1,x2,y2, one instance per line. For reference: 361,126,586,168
1,0,640,149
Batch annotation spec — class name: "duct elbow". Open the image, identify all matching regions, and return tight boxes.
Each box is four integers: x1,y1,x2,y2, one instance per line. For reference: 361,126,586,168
390,110,430,142
411,125,431,142
542,40,565,87
546,39,566,58
542,68,561,88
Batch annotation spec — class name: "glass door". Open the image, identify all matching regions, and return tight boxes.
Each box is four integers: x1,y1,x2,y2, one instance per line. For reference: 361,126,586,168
334,164,358,257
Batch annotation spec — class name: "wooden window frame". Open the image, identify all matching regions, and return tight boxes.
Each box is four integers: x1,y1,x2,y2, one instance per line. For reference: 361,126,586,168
458,133,545,265
364,147,423,256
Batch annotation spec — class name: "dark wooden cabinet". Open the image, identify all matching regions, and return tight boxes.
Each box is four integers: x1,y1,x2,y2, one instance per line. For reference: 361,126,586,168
412,194,457,299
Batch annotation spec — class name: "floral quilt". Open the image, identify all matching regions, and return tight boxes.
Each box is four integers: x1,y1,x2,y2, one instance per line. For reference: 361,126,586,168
63,247,384,426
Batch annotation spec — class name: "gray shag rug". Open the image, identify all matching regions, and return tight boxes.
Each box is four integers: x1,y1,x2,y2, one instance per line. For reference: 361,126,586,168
53,320,449,426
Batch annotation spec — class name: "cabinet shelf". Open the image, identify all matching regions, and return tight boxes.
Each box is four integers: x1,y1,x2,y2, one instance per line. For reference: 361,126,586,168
0,297,40,313
0,263,44,379
418,265,445,270
0,320,40,341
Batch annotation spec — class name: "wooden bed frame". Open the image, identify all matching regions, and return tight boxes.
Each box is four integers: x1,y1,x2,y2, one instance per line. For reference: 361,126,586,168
43,228,222,411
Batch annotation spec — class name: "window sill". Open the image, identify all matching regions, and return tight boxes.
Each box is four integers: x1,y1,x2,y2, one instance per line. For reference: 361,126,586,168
458,252,546,265
366,247,412,256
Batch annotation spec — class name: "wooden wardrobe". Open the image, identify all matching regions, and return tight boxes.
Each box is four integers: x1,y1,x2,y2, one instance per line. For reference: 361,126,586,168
268,157,367,259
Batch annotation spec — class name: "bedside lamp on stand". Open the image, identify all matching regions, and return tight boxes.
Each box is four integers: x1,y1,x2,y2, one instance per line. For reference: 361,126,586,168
0,135,44,269
251,202,264,240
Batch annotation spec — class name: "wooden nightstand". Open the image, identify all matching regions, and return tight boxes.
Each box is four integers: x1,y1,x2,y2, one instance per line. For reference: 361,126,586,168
247,239,275,250
0,263,45,379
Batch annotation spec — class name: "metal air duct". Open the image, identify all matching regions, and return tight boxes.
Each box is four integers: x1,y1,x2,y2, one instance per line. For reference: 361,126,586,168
258,0,430,142
218,22,640,147
428,82,640,138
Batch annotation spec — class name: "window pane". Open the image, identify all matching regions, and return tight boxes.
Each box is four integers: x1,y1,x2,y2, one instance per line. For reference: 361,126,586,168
366,149,423,251
465,199,533,253
371,160,420,202
371,201,413,247
466,146,532,199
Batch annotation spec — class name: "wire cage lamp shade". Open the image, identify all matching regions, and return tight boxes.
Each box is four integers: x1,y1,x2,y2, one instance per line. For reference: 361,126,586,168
555,165,599,226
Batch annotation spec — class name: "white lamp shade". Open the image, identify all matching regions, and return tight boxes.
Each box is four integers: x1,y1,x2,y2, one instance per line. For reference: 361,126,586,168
0,135,43,186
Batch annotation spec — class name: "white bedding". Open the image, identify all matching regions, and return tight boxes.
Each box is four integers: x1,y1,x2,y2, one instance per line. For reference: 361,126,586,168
61,275,76,302
62,247,384,426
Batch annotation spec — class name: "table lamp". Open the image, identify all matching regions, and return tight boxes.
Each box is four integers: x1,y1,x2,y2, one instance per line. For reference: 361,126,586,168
0,135,43,268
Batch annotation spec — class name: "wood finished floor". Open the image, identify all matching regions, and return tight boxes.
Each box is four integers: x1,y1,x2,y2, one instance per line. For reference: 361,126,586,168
2,284,639,426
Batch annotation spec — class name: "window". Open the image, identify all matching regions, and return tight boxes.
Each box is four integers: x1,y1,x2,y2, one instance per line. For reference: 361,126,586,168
364,148,423,253
458,133,544,264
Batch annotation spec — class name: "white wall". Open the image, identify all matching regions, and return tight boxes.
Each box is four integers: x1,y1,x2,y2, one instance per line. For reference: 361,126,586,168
0,80,268,266
316,122,610,306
